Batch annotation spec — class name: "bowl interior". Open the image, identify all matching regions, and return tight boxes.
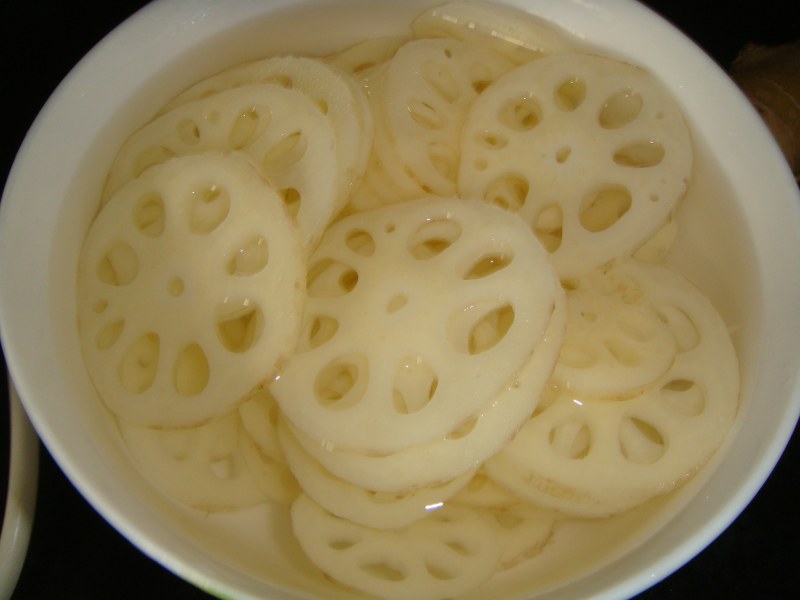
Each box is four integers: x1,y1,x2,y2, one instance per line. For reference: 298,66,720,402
1,0,799,599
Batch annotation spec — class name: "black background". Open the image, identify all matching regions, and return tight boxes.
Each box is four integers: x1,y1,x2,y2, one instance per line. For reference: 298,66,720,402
1,1,798,599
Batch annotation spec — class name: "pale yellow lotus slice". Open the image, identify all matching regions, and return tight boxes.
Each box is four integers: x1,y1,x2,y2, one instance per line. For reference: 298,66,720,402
412,0,574,64
103,83,343,249
160,56,373,200
459,53,693,281
271,196,560,454
485,259,740,517
118,410,266,512
370,38,514,198
291,493,500,600
555,262,680,396
285,295,564,493
79,153,305,427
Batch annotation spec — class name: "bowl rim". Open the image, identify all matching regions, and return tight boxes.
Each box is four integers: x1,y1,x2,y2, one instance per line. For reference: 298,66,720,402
1,0,799,598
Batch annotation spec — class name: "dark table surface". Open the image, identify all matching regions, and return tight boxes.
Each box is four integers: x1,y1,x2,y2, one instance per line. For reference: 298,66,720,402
1,1,798,599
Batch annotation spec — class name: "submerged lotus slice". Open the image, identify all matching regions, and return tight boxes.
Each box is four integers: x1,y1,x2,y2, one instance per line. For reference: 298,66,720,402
291,493,500,600
271,196,561,455
118,410,266,512
459,53,693,280
78,153,304,427
555,263,679,396
485,259,740,516
412,0,573,64
103,83,344,249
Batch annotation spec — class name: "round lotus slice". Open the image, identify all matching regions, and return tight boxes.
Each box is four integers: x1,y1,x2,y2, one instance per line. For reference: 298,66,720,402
485,259,740,517
373,38,514,197
555,262,680,396
459,53,693,281
277,419,473,530
285,293,565,493
160,56,373,197
271,196,560,454
118,410,266,512
78,153,305,427
412,0,574,64
103,83,343,249
291,493,500,600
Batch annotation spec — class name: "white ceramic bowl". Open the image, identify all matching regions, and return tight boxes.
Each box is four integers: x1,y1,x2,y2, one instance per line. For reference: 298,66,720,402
1,1,799,598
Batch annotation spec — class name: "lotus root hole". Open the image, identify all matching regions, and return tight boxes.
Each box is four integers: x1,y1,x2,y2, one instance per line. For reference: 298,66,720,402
175,118,201,146
97,241,139,286
96,319,124,350
580,185,632,232
555,146,572,163
445,415,478,440
619,417,665,464
307,258,359,297
299,316,339,352
426,560,456,581
408,217,462,259
118,332,160,394
189,184,231,234
468,304,515,355
534,204,563,252
386,294,408,314
475,131,508,150
614,141,665,168
345,229,376,257
278,188,301,218
470,62,493,93
314,356,366,409
499,94,542,131
554,76,586,111
361,562,407,582
484,174,529,213
216,303,263,353
392,357,437,414
548,421,591,459
228,105,269,149
227,235,269,276
168,277,185,297
133,192,165,238
260,131,308,174
264,74,293,88
463,252,513,279
173,343,209,396
661,378,705,417
598,89,643,129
